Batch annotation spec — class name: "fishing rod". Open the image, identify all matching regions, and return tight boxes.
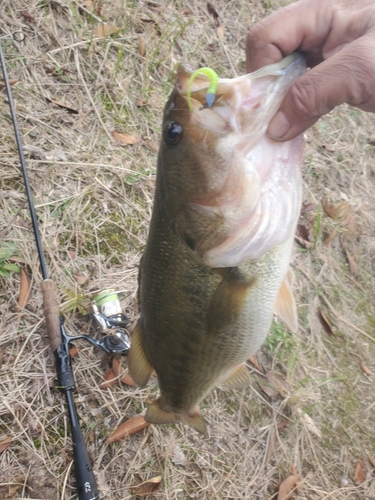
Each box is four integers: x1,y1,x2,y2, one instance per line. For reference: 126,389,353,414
0,31,131,499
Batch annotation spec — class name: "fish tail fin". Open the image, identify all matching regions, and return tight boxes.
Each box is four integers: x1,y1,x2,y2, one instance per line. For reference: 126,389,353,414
146,400,207,436
274,267,298,333
128,321,154,386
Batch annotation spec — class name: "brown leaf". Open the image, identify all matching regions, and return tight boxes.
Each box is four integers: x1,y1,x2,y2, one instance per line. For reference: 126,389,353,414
99,368,117,389
295,224,312,249
138,37,145,56
323,229,338,247
112,131,139,145
182,8,192,14
277,420,289,432
0,78,19,87
121,372,137,386
368,455,375,469
21,11,36,22
132,476,161,496
266,371,290,397
0,436,12,453
142,140,159,154
207,2,220,26
112,357,123,377
322,199,350,222
277,475,300,500
17,267,31,309
265,426,276,465
257,376,279,397
72,270,88,285
345,213,356,236
136,98,144,107
69,347,81,358
354,457,367,484
68,249,77,260
342,245,357,275
360,362,372,376
317,308,334,336
45,97,79,114
217,24,225,38
248,355,261,371
301,202,318,213
106,415,149,443
94,24,122,38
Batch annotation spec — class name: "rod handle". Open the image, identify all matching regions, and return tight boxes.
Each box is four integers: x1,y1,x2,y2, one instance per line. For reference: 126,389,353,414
40,279,61,352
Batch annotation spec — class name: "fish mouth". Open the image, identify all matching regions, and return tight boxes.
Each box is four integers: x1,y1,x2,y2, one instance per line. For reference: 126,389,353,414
176,52,305,136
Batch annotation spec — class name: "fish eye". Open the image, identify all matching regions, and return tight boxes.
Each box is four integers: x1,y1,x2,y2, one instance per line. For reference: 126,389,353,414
164,122,182,146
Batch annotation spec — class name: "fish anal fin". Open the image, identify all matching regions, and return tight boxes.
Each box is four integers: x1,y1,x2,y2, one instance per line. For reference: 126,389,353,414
128,322,154,386
146,400,207,436
219,364,250,389
274,267,298,333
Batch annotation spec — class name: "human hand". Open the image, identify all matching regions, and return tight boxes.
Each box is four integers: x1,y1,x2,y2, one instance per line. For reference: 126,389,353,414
246,0,375,141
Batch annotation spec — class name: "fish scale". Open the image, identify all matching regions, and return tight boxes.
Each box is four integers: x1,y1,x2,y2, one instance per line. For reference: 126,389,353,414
129,53,305,434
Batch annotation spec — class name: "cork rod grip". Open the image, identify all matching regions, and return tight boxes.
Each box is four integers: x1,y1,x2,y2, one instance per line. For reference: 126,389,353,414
40,279,61,352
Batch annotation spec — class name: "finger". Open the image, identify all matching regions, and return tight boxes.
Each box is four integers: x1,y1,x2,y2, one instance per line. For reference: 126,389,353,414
267,33,375,141
246,0,332,72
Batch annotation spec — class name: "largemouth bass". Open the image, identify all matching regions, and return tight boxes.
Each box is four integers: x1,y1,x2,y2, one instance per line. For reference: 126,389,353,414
129,53,305,434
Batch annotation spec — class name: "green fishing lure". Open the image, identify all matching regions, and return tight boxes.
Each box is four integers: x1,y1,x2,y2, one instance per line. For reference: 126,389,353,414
186,67,219,111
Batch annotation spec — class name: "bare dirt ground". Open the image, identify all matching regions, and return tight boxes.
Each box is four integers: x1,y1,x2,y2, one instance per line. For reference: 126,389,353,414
0,0,375,499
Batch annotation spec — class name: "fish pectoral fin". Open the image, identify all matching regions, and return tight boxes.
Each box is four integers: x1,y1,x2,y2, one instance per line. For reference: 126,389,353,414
128,322,154,386
274,267,298,333
219,364,251,389
146,400,207,436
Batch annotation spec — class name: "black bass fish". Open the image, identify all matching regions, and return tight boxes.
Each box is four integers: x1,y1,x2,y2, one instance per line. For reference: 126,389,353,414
129,53,305,434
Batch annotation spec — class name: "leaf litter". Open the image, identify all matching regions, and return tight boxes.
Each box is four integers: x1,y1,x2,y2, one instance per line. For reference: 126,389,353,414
1,0,375,499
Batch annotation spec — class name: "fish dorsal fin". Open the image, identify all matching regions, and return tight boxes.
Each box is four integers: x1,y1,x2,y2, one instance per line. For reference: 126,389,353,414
274,267,298,333
219,363,251,389
128,322,154,386
146,400,207,436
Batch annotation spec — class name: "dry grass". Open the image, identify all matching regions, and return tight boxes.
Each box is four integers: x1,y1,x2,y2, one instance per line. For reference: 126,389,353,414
0,0,375,499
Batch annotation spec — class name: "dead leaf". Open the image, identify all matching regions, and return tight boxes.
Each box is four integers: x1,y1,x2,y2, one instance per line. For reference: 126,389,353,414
207,2,220,26
69,346,81,358
72,270,88,285
323,229,338,247
295,224,312,249
132,476,161,496
21,11,36,22
142,140,159,154
297,408,322,438
278,475,300,499
354,457,367,484
172,444,186,466
317,308,334,336
248,355,261,371
368,455,375,469
342,244,357,275
45,97,79,114
138,37,145,56
106,415,149,443
121,372,137,386
99,368,117,389
360,362,373,376
17,267,31,309
0,78,19,87
136,98,144,107
265,426,276,465
112,131,139,145
111,357,122,377
257,376,279,397
0,436,12,453
266,371,290,397
277,420,289,432
217,24,225,38
322,199,350,222
344,213,356,236
290,465,301,492
94,24,122,38
301,202,318,213
182,8,192,14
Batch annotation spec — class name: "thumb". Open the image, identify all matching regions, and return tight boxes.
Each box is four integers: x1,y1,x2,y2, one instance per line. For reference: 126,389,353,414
267,34,375,141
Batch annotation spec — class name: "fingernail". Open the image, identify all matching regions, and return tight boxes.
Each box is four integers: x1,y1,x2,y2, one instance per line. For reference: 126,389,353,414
267,111,291,139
